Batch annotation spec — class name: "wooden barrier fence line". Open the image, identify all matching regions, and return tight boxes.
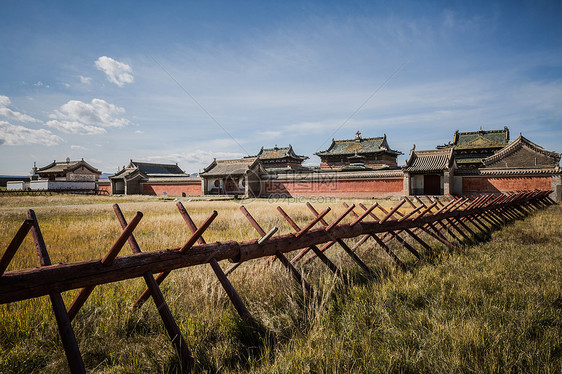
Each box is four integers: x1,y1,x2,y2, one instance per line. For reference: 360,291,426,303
0,190,555,373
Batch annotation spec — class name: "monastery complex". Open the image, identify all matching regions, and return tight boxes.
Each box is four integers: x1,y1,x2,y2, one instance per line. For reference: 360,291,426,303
8,127,561,201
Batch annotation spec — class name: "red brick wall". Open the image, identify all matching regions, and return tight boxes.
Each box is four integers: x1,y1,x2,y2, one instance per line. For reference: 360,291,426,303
462,176,551,194
142,183,202,196
97,183,111,194
264,178,403,198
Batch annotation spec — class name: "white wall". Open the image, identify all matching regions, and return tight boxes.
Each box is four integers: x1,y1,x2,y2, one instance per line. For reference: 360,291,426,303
7,181,25,190
29,181,96,190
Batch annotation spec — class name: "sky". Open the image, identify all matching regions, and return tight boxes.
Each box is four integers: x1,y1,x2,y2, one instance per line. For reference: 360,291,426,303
1,0,561,175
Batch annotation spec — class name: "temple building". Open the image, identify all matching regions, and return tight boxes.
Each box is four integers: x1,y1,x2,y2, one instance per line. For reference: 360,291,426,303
459,134,561,197
315,131,402,169
199,157,264,196
403,148,455,195
404,128,560,199
251,145,309,173
32,158,101,182
437,127,510,169
109,161,199,195
7,158,101,192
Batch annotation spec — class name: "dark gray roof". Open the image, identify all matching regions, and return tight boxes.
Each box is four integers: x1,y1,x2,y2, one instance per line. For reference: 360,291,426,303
36,159,100,175
129,161,185,175
110,160,188,180
200,157,261,177
404,148,453,172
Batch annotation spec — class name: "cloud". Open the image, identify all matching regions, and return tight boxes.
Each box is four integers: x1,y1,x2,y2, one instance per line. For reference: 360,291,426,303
33,81,49,88
95,56,134,87
46,98,129,135
80,75,92,84
0,121,63,146
142,150,245,172
71,145,87,151
0,95,41,123
257,130,281,139
0,95,10,107
45,120,106,135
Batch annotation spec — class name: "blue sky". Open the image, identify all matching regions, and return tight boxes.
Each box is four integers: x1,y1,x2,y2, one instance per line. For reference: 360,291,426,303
1,0,561,175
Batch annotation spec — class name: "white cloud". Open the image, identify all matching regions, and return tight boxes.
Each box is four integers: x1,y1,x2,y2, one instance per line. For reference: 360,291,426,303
142,150,245,173
0,95,10,107
95,56,134,87
47,98,129,135
0,121,63,146
33,81,49,88
0,95,41,123
80,75,92,84
45,120,106,135
257,130,281,139
0,108,41,123
71,145,87,151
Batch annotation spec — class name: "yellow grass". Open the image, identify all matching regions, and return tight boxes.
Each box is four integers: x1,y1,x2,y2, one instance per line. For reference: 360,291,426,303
1,195,558,373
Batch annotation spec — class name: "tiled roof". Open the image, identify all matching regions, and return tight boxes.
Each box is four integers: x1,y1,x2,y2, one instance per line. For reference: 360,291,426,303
200,157,261,177
129,161,185,175
110,161,188,180
456,157,487,164
109,168,146,180
440,127,510,149
254,145,307,161
403,148,453,172
315,132,401,157
482,135,560,166
36,159,101,175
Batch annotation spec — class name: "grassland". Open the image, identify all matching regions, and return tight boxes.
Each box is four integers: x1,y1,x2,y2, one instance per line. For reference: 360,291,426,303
0,195,560,373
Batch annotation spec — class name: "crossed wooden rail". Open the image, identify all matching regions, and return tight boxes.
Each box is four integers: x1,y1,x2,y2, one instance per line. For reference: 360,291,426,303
0,190,555,373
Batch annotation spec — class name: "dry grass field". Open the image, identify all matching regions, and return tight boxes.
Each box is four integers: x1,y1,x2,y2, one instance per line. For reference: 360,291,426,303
0,194,560,373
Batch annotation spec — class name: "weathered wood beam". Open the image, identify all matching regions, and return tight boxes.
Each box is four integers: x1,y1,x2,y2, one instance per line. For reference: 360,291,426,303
0,193,547,305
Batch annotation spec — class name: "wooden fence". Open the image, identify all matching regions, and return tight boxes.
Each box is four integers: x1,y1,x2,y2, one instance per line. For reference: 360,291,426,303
0,190,555,372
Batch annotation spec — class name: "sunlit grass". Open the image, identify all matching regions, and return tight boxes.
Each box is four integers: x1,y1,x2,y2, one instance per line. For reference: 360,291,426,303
0,195,559,373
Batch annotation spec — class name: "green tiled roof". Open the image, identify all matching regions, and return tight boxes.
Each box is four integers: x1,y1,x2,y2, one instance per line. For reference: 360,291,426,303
452,127,510,149
254,145,307,161
456,157,486,164
315,132,401,157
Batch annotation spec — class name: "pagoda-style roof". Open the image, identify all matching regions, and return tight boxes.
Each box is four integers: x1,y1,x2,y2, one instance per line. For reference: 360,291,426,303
254,145,308,161
110,161,188,180
200,157,263,177
482,135,560,168
438,127,510,150
315,132,402,157
36,159,101,176
403,147,454,172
